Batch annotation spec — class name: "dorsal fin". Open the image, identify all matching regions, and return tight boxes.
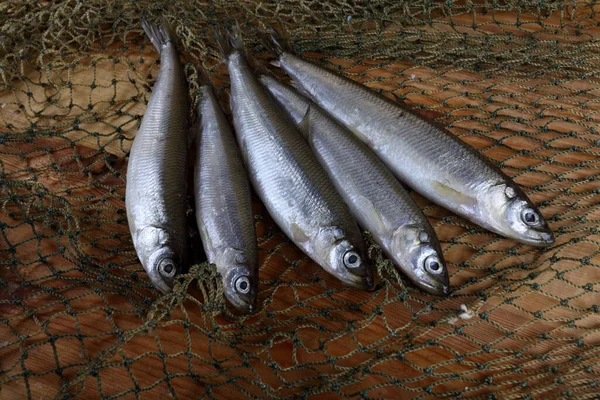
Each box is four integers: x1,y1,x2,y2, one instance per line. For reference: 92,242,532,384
296,105,312,136
289,79,314,101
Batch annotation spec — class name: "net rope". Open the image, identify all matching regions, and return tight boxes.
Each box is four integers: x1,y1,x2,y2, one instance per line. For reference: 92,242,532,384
0,1,599,398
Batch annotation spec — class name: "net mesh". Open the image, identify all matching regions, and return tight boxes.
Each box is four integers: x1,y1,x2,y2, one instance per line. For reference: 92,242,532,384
1,0,599,398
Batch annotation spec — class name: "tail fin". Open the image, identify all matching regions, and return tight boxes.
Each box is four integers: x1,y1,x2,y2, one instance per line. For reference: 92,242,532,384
141,16,178,53
229,21,246,54
214,21,245,58
266,25,292,56
254,64,276,79
215,22,269,74
198,67,212,87
214,27,232,58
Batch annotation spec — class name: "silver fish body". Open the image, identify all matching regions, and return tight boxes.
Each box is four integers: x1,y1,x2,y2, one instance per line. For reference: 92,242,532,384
260,75,449,295
125,19,189,293
272,49,554,247
220,33,373,289
194,83,258,313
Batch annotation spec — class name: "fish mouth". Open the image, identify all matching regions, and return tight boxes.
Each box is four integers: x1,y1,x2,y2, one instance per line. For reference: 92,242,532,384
342,256,374,289
226,296,256,314
356,275,374,290
417,280,450,296
151,277,174,294
234,303,255,313
519,230,555,247
344,267,374,290
339,273,373,290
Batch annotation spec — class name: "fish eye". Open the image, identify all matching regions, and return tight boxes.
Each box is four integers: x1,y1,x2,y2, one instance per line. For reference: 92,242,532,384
235,276,251,294
343,251,361,269
424,255,443,275
521,208,539,225
158,258,177,278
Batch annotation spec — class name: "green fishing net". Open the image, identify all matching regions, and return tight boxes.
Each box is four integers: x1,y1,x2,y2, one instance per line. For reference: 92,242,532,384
1,0,599,398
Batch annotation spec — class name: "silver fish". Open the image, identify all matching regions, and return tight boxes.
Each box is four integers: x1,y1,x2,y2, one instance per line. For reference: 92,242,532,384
217,28,373,289
266,31,554,247
125,18,189,293
260,75,449,295
194,79,259,313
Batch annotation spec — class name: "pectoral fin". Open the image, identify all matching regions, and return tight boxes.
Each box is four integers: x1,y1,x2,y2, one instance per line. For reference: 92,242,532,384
354,195,388,236
430,181,478,213
290,223,310,244
188,121,199,149
289,80,314,101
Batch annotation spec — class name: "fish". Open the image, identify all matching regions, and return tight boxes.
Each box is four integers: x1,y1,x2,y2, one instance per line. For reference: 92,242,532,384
194,74,259,313
216,26,373,289
125,17,189,293
260,75,449,295
264,29,555,247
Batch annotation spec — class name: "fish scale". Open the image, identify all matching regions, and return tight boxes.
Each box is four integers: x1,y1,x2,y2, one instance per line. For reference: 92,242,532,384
125,18,189,293
272,46,553,246
229,54,343,225
260,75,449,295
194,82,258,313
220,34,372,289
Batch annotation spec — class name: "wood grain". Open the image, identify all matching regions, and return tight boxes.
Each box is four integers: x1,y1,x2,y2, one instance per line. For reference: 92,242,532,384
1,9,600,400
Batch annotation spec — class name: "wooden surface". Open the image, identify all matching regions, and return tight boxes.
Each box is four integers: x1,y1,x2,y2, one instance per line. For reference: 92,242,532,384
1,8,600,400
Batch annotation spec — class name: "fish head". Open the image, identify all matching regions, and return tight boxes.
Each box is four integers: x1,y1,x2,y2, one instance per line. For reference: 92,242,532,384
390,226,449,296
218,248,258,313
135,226,182,293
146,246,181,293
481,183,554,246
313,227,373,290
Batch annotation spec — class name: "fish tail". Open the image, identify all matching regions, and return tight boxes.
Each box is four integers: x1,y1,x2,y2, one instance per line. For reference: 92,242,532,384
141,16,178,54
267,24,292,57
254,65,275,79
198,67,212,87
229,20,246,53
214,21,245,58
214,27,232,57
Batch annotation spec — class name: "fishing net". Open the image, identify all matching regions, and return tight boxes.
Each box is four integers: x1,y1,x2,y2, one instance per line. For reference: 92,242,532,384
1,0,599,398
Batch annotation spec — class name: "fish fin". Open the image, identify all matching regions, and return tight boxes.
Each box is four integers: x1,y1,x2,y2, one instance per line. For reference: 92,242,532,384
254,62,277,78
430,181,478,210
290,223,310,243
141,16,178,53
258,29,278,56
253,64,270,76
390,225,412,259
239,138,249,166
246,53,268,75
214,26,232,58
217,74,231,85
214,21,246,58
262,24,292,56
392,92,406,104
197,67,212,86
192,75,206,147
228,20,246,53
355,195,388,236
296,105,312,135
289,79,314,101
188,119,199,149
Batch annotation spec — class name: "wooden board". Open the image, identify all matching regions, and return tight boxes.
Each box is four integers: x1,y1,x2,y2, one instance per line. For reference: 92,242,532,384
1,8,600,400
